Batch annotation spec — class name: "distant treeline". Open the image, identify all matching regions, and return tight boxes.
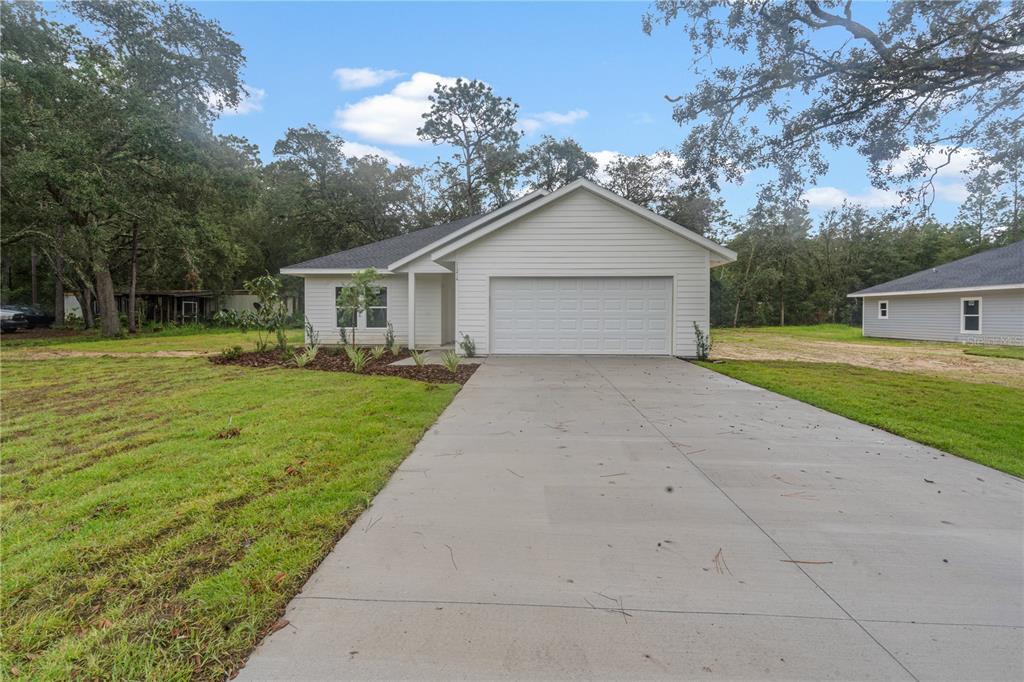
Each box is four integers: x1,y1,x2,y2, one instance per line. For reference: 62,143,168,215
1,2,1020,334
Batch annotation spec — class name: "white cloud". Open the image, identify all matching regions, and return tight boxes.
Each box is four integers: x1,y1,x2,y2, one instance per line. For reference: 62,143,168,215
589,150,624,184
802,186,900,209
333,67,403,91
341,141,410,166
890,145,979,180
935,181,970,203
208,84,265,116
519,109,589,134
333,72,460,145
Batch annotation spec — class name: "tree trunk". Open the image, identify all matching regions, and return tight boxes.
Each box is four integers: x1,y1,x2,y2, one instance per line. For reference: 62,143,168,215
94,267,121,337
30,246,39,306
80,288,95,329
54,254,65,327
128,221,139,333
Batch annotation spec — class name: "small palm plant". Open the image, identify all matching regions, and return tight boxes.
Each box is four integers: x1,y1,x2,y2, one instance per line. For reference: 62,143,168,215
345,345,369,373
440,349,461,373
409,349,426,367
371,345,387,361
293,344,319,368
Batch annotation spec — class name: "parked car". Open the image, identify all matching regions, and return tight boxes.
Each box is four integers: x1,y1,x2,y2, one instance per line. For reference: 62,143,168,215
1,307,29,332
5,304,55,328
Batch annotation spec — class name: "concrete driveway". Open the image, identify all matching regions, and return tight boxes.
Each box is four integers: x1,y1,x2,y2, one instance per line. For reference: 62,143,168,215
240,357,1023,680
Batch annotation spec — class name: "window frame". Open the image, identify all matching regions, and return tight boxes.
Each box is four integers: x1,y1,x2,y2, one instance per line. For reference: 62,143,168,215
365,286,388,328
334,285,388,329
960,297,982,334
877,300,888,319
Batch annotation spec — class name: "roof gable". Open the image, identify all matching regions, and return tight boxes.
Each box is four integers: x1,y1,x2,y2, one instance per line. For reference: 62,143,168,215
280,179,737,275
850,240,1024,296
430,179,737,264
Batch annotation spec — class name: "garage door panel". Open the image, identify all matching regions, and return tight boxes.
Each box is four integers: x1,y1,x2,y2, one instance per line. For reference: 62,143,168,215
491,277,671,355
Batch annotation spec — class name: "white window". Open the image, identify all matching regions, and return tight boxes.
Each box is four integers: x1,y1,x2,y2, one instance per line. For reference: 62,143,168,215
182,300,198,320
961,298,982,333
334,285,387,328
366,287,387,328
878,300,888,319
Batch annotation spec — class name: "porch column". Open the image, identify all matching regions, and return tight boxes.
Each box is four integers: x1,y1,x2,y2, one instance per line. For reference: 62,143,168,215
407,271,416,350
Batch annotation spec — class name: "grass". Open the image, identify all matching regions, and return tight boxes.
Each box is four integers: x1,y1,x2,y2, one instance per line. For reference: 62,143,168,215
697,360,1024,478
963,345,1024,361
3,328,303,354
711,323,916,345
1,355,459,679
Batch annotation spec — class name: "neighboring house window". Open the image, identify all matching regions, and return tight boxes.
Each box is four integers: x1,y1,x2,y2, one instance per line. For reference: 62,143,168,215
335,287,355,329
961,298,982,333
366,287,388,328
878,300,888,319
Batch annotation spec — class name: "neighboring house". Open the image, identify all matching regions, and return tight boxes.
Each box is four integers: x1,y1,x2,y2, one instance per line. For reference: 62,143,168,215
849,240,1024,346
62,289,298,325
281,179,736,356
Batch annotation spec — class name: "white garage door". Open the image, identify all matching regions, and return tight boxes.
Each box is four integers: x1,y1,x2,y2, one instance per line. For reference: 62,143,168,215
491,277,672,354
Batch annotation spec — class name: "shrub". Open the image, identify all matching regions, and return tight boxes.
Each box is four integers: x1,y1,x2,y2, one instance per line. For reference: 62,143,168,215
220,345,243,360
371,345,387,361
693,321,712,360
345,345,369,372
384,321,395,351
458,332,476,358
409,349,426,367
304,317,319,348
244,275,290,352
211,310,241,327
440,350,461,373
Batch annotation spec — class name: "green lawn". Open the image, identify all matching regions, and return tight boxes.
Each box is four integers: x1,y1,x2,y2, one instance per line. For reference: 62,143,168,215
1,355,459,680
697,360,1024,478
711,323,915,345
964,345,1024,361
3,328,303,354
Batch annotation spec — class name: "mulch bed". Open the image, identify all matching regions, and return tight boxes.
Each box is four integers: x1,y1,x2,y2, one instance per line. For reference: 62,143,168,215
210,347,478,385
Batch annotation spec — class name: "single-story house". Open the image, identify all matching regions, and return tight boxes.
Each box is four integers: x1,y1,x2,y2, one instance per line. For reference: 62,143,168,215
848,240,1023,346
281,179,737,356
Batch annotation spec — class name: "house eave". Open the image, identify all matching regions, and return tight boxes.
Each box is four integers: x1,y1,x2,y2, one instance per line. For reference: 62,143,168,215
280,268,394,276
386,189,549,271
847,283,1024,298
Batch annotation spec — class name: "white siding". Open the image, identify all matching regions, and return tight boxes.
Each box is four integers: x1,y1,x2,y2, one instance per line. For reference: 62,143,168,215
303,274,447,347
447,189,711,356
862,290,1024,345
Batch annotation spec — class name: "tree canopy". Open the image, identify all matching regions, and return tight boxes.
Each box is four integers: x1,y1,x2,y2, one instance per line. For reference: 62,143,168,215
644,0,1024,206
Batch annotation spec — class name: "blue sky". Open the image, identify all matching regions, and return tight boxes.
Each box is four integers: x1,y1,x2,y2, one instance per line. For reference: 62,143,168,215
192,1,967,221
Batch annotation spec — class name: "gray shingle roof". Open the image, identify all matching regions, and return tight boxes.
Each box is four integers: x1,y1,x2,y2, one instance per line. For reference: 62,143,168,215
851,240,1024,296
283,215,482,271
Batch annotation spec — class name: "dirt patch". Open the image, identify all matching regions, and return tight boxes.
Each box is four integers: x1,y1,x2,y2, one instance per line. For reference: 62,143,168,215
1,328,83,340
211,348,478,385
714,337,1024,389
